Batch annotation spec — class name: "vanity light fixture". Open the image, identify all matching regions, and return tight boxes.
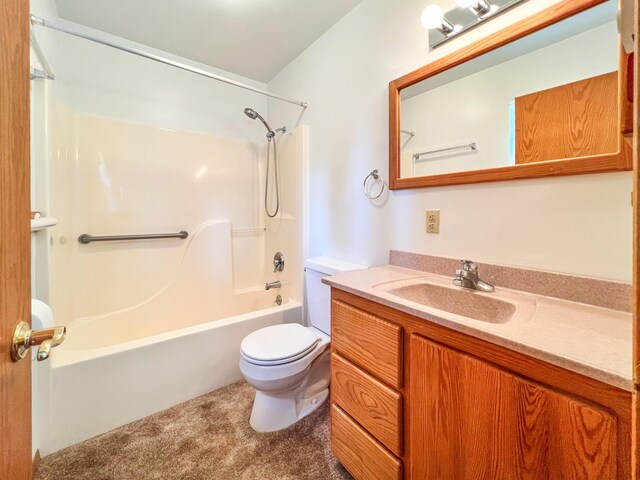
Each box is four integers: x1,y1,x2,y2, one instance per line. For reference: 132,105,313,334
456,0,492,17
422,0,527,49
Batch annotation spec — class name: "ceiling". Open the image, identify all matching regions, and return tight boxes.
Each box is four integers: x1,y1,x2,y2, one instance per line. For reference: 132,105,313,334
54,0,363,82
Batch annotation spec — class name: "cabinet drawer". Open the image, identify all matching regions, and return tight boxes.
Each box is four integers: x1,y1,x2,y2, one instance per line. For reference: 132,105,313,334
332,300,402,388
331,404,403,480
331,352,403,455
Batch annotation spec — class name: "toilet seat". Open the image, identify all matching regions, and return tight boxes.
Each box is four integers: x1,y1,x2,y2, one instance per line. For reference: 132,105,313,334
241,342,318,366
241,323,320,366
239,327,330,383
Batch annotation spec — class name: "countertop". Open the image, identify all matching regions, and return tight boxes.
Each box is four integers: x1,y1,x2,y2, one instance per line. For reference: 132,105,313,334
323,265,633,391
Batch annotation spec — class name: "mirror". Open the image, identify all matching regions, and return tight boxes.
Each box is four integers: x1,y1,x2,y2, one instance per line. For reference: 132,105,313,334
389,0,632,189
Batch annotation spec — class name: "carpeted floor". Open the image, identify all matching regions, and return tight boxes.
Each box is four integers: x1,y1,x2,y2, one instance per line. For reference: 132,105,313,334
35,381,352,480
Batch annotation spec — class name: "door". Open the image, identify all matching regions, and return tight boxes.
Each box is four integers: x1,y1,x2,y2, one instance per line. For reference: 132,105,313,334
0,0,33,478
633,0,640,478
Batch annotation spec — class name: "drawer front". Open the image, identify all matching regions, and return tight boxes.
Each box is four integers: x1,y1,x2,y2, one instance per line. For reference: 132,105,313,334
332,300,403,388
331,352,403,456
331,404,403,480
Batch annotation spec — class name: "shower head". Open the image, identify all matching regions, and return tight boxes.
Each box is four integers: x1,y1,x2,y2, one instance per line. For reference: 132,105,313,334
244,107,275,139
244,108,259,120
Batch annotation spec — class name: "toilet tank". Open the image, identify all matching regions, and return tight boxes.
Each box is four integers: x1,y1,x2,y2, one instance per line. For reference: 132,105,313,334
304,257,367,335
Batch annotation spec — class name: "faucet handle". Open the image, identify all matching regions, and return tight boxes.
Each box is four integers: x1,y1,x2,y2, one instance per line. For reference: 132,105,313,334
273,252,285,273
460,259,477,272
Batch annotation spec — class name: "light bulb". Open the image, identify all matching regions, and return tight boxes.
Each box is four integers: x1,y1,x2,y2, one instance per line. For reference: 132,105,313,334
421,5,444,29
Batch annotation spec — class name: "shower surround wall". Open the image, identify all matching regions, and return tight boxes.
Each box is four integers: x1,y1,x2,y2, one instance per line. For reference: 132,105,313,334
50,106,268,322
49,102,307,323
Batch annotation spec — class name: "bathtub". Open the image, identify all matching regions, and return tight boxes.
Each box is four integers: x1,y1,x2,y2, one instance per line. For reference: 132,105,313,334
41,221,303,454
43,296,301,455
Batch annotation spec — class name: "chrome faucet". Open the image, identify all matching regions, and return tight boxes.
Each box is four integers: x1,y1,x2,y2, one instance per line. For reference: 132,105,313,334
265,280,281,291
453,260,495,292
273,252,285,273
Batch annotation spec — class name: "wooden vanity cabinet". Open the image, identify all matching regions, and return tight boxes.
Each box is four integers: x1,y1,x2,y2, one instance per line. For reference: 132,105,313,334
411,335,619,479
329,289,632,480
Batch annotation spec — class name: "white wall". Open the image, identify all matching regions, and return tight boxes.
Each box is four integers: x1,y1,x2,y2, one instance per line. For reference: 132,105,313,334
267,0,633,282
402,20,618,176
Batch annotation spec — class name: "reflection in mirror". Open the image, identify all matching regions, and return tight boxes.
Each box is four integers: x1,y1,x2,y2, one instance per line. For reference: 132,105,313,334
399,1,619,179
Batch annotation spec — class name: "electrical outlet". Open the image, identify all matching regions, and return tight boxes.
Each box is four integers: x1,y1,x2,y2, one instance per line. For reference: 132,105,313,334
426,210,440,234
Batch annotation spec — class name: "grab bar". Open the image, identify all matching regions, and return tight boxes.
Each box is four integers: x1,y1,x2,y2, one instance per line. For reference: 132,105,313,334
78,231,188,244
413,142,477,160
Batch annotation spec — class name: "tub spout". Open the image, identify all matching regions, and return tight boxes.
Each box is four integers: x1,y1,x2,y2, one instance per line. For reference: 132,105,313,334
265,281,281,291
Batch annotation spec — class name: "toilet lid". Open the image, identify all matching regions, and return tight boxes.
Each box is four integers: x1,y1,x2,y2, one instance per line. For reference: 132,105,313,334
241,324,320,363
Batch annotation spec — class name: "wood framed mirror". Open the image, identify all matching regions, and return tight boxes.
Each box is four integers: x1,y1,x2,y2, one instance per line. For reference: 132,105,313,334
389,0,633,190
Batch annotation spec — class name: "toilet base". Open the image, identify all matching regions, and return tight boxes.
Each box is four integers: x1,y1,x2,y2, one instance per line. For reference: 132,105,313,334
249,387,329,432
247,348,331,432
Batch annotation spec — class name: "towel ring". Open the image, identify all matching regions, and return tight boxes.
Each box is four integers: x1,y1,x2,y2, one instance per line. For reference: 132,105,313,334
363,169,385,200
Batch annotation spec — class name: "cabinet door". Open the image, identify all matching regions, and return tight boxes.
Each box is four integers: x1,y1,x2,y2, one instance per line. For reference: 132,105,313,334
410,335,619,480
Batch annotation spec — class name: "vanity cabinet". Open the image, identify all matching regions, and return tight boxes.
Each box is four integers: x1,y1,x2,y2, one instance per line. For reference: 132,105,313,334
329,289,632,480
411,335,618,479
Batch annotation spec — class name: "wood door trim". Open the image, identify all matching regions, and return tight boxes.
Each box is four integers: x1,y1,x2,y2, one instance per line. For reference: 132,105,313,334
631,0,640,477
0,0,32,478
33,450,41,477
388,0,630,190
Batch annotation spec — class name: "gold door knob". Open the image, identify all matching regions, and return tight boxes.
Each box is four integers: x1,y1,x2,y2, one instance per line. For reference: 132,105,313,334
11,321,66,362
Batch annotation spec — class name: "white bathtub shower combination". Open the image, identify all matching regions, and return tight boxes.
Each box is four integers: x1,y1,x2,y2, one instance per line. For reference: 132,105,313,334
36,109,308,455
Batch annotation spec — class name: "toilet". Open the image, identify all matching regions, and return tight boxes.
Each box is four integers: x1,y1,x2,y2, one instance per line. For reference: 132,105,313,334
239,257,367,432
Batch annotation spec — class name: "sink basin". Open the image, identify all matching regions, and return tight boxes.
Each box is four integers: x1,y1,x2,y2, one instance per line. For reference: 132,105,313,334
385,282,517,324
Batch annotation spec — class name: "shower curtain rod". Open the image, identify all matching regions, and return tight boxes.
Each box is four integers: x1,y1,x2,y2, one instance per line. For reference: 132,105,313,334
30,15,308,109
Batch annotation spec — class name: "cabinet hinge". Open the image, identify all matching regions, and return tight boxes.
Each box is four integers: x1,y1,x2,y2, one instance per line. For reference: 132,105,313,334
634,363,640,385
